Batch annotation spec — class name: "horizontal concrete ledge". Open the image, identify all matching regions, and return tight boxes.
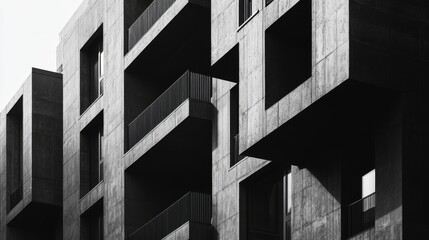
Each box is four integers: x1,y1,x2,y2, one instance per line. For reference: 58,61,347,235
79,181,104,215
162,222,214,240
79,95,104,131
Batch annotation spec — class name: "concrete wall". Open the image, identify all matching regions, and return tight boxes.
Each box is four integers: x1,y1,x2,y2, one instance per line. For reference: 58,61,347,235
58,0,125,239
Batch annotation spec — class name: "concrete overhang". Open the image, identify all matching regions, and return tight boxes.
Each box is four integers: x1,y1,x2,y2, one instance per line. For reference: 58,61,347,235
124,99,213,172
2,68,63,226
124,0,210,72
242,80,398,164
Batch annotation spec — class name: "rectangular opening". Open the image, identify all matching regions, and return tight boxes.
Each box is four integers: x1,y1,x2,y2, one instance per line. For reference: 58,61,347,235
80,113,104,198
80,26,104,114
265,0,312,109
6,97,23,212
240,163,291,240
230,85,243,166
239,0,252,26
81,199,104,240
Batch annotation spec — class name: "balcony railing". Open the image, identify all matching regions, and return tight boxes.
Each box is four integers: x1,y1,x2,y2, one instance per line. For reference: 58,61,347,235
348,193,375,237
9,184,23,210
231,134,244,166
128,192,212,240
128,0,176,51
128,71,211,149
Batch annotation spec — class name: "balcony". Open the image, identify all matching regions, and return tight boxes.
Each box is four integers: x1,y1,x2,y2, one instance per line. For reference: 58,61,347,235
128,192,212,240
124,72,212,238
348,193,375,238
128,71,211,149
128,0,176,50
125,0,210,72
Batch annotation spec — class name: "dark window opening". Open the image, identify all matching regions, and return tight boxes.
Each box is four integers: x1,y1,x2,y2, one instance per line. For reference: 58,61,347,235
81,199,104,240
266,0,274,6
6,97,23,212
80,113,104,198
240,164,292,240
342,132,376,238
80,26,104,114
230,85,244,166
124,0,155,53
265,0,311,109
239,0,252,25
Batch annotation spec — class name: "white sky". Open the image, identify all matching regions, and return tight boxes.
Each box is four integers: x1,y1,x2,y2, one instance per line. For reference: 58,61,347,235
0,0,83,111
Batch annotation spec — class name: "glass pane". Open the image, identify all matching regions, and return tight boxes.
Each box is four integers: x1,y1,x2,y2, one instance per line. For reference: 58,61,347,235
362,169,375,198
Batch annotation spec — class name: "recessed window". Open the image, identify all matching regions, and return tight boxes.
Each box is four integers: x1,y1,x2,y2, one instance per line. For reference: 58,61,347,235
6,97,23,212
265,0,311,109
239,0,252,26
80,26,104,114
240,165,292,240
81,199,104,240
80,113,104,198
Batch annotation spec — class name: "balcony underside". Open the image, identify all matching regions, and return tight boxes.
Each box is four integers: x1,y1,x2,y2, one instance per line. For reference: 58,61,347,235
242,80,398,164
125,1,210,74
126,112,212,175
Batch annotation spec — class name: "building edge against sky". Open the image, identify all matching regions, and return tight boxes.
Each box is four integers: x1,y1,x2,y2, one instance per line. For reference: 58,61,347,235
1,0,429,239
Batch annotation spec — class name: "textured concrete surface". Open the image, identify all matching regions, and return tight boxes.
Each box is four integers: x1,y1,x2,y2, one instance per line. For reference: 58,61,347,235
2,0,428,239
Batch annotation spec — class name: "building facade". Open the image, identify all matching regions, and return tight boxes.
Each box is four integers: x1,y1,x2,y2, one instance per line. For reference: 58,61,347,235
1,0,429,239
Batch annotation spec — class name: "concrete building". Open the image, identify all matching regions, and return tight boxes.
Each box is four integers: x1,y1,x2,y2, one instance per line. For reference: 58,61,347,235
0,68,63,239
1,0,429,239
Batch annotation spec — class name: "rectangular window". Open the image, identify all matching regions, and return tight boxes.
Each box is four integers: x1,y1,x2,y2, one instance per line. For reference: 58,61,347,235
239,0,252,26
240,165,292,240
81,26,104,114
81,199,104,240
265,0,311,109
80,113,104,198
6,97,23,212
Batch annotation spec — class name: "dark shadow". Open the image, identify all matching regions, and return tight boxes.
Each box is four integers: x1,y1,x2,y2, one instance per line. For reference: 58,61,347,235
211,44,239,83
265,0,311,109
7,202,62,240
80,199,103,240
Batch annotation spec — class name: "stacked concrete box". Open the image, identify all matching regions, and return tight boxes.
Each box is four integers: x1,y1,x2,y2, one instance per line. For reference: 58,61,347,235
0,68,63,240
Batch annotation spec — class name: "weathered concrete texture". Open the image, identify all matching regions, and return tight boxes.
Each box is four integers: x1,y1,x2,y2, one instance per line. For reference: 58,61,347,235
0,68,63,240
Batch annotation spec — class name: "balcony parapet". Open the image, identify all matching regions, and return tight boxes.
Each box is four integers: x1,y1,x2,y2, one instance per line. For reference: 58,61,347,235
348,193,375,238
128,192,212,240
128,71,211,149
